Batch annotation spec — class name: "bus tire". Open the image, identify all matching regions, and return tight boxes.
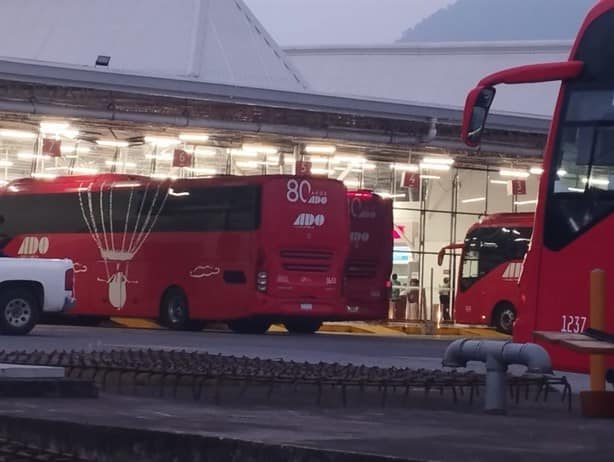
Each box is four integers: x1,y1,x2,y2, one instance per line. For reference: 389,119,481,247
284,319,322,334
492,302,516,335
227,318,271,335
160,287,190,330
0,287,40,335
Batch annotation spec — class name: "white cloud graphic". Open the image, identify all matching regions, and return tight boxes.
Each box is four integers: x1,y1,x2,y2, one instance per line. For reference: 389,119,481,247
189,265,221,279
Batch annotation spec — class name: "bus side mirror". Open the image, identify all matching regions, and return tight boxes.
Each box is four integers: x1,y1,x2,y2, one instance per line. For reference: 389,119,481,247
462,86,496,147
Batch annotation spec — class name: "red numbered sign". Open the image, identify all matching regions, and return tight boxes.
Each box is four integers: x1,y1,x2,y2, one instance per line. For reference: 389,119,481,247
172,149,193,168
401,172,420,189
508,179,527,196
295,160,312,176
42,138,62,158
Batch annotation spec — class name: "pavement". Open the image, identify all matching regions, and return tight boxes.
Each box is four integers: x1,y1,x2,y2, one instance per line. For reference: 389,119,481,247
0,325,611,460
4,324,595,393
0,394,612,462
109,317,510,338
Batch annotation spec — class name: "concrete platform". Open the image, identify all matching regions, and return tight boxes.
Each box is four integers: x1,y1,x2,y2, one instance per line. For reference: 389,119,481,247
0,394,612,461
0,363,64,379
0,360,98,399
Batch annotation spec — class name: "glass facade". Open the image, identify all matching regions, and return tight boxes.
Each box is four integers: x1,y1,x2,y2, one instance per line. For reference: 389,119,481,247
0,122,541,324
384,164,539,323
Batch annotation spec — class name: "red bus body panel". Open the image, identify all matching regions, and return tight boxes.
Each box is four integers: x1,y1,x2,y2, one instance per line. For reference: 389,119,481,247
0,174,350,322
516,0,614,372
344,191,394,320
464,0,614,372
454,213,534,326
257,177,349,320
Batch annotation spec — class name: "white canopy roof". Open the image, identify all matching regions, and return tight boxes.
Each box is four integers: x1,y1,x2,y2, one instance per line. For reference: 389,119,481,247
0,0,308,91
286,41,572,116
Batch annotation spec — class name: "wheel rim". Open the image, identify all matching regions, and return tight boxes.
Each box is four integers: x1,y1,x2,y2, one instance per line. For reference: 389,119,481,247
167,297,185,325
500,309,515,332
5,298,32,328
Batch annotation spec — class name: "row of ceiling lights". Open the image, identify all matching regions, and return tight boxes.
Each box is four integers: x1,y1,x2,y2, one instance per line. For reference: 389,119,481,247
0,121,340,156
0,122,574,199
0,121,545,174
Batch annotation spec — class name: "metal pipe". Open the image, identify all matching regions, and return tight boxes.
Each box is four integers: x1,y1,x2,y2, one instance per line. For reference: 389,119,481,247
442,339,553,414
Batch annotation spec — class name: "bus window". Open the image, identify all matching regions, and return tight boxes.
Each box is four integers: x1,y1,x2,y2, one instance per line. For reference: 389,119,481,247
461,250,479,280
546,86,614,250
460,227,531,291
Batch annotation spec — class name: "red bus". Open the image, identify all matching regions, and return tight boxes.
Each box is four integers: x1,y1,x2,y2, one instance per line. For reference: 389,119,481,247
438,213,534,334
461,0,614,371
0,173,349,334
344,190,393,320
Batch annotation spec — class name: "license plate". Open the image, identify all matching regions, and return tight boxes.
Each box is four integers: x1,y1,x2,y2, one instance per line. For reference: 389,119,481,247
300,303,313,311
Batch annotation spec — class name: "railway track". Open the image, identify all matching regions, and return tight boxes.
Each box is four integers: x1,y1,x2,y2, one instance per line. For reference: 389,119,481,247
0,349,573,410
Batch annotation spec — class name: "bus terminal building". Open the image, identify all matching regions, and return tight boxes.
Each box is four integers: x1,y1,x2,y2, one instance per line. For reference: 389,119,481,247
0,0,562,323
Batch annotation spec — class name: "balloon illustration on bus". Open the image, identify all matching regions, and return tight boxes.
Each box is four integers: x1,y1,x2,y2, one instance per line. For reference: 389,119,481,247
78,180,169,309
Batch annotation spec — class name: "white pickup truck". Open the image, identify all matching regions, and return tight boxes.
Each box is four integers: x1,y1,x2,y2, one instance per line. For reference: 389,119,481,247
0,257,75,335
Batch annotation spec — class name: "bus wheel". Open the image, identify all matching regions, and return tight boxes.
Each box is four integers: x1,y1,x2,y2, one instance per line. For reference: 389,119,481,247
0,288,40,335
284,319,322,334
160,288,190,330
493,303,516,335
227,318,271,335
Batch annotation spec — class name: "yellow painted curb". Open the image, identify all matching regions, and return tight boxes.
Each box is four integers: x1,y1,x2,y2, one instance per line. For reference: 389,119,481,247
111,317,162,329
270,324,286,332
319,323,377,334
460,328,511,339
107,317,511,339
371,323,508,338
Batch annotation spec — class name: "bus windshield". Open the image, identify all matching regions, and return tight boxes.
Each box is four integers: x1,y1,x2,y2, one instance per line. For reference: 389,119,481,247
460,226,531,291
546,85,614,249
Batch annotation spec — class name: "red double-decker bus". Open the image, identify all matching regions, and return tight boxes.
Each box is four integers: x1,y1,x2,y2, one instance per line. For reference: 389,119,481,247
438,213,534,334
461,0,614,371
0,173,349,334
344,190,393,320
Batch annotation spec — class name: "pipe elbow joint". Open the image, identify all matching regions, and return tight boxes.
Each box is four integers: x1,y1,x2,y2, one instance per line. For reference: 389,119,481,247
442,339,470,368
519,343,553,375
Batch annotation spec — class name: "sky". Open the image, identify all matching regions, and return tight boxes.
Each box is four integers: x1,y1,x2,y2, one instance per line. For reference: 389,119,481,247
244,0,457,46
